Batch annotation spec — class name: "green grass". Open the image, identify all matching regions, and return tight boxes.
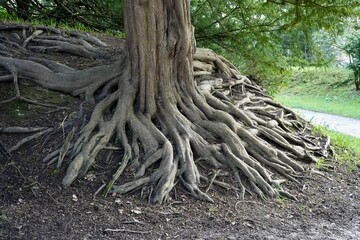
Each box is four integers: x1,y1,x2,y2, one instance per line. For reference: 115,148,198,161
276,95,360,119
314,126,360,171
276,67,360,168
275,67,360,119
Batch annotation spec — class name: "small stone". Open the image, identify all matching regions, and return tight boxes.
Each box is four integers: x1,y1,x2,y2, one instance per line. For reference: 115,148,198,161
72,194,78,202
131,208,141,214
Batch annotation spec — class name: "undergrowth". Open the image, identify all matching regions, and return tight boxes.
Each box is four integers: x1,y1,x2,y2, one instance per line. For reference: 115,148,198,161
0,6,125,37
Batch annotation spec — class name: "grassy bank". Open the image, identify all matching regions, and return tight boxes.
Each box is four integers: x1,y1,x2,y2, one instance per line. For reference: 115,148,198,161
315,126,360,171
276,67,360,119
276,67,360,165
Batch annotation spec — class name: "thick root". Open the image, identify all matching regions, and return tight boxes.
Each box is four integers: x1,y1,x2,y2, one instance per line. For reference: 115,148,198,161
0,24,331,203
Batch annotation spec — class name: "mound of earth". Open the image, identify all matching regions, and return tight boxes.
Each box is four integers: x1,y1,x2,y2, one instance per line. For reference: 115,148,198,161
0,24,359,239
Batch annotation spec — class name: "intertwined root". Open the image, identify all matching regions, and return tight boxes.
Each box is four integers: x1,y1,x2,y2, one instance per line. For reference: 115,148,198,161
46,49,326,203
0,24,108,58
0,24,330,203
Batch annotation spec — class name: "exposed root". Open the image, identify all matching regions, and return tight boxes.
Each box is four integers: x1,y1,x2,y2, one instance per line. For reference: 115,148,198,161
0,23,108,58
0,139,12,160
0,24,332,204
9,128,53,153
0,127,49,133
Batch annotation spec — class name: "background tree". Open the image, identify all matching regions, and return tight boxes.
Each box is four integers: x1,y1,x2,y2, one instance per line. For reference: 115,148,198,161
344,34,360,91
1,0,358,91
0,0,333,203
191,0,359,90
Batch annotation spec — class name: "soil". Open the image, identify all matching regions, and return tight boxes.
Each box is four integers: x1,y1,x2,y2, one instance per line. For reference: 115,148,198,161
1,28,360,240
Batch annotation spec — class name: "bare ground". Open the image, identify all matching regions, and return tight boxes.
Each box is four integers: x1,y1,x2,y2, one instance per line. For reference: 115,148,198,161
0,33,359,240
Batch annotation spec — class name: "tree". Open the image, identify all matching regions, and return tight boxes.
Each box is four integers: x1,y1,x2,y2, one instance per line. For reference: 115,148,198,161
191,0,359,88
345,34,360,91
0,0,329,203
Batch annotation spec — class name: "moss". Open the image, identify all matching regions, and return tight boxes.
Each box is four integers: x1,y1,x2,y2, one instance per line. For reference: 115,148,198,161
0,83,75,120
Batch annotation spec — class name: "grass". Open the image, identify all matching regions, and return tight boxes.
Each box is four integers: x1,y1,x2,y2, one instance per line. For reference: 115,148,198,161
276,95,360,119
276,66,360,167
313,126,360,172
275,67,360,119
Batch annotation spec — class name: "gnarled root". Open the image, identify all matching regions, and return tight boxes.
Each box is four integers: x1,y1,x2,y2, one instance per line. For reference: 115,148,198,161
0,25,330,203
47,51,326,203
0,24,108,58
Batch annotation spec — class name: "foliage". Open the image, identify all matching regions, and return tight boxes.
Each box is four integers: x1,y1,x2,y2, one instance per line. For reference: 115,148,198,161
2,0,359,91
344,33,360,90
190,0,358,89
276,67,360,118
0,5,11,19
0,0,124,32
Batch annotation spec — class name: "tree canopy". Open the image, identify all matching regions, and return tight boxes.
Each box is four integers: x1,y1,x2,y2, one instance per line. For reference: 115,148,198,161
344,34,360,90
1,0,359,89
191,0,359,88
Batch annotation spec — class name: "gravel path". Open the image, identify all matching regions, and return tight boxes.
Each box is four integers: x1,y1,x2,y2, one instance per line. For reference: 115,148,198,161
294,109,360,138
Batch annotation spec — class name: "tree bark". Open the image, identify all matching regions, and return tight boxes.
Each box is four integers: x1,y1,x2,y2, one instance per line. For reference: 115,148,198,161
0,2,330,204
124,0,195,116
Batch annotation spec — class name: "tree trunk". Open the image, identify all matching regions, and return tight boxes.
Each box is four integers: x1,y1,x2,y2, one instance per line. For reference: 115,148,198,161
0,2,329,204
124,0,195,116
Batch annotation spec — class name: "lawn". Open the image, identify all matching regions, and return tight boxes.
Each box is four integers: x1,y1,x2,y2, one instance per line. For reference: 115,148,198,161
275,67,360,119
276,67,360,162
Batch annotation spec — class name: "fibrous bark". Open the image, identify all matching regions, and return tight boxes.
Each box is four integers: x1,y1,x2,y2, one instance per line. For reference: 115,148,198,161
0,2,330,204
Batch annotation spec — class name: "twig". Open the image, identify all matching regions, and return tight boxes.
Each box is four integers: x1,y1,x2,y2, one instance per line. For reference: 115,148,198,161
47,190,60,204
94,183,106,196
20,96,68,109
205,170,220,193
310,169,333,181
10,128,53,152
0,95,67,111
323,136,331,157
57,128,75,168
0,96,17,104
104,228,151,234
103,147,130,196
0,74,13,82
278,190,298,201
43,149,61,162
0,139,12,160
9,162,25,178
